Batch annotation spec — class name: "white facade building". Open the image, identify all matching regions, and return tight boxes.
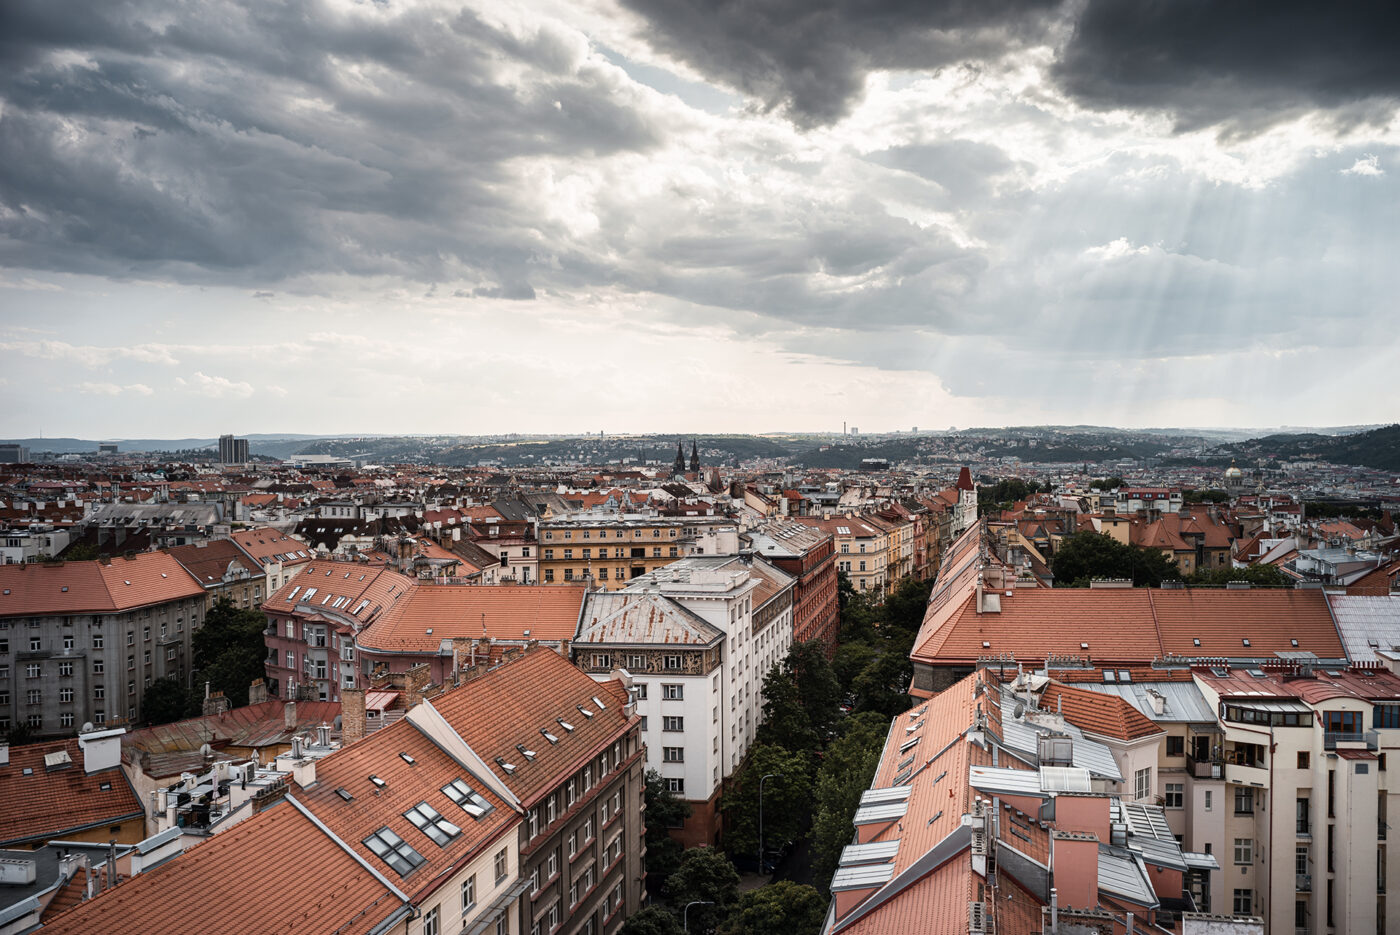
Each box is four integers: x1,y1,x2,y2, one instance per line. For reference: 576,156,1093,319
573,555,794,845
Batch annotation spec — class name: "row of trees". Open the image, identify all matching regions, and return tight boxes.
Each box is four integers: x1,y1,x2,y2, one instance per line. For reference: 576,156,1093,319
623,848,826,935
1051,531,1291,588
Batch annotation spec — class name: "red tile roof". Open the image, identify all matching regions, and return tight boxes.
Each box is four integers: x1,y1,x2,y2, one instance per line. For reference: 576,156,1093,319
1038,683,1164,741
39,799,403,935
356,585,587,653
165,539,262,586
431,648,633,806
0,552,204,617
0,738,143,846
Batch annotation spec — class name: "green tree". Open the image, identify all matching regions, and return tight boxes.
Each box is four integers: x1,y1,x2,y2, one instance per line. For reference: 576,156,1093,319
830,641,877,697
717,881,827,935
1089,476,1124,491
61,542,100,561
786,640,842,742
812,712,889,887
644,769,693,880
1050,532,1181,588
1189,564,1291,588
662,847,740,935
619,906,683,935
849,647,912,717
754,663,817,753
143,676,196,725
719,744,812,864
881,576,935,637
192,598,270,707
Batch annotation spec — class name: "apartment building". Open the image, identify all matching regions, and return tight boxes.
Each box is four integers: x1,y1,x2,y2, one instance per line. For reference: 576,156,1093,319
573,555,792,846
790,515,889,596
0,553,207,735
0,726,144,849
166,538,265,609
744,518,839,649
431,649,646,935
226,526,314,593
822,667,1236,934
536,511,738,589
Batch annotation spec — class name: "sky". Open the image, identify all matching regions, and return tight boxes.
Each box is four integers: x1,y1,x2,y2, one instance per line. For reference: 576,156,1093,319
1,0,1398,439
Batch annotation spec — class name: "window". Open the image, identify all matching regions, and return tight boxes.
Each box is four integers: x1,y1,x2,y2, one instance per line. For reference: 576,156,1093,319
627,653,645,670
634,683,648,701
544,569,554,583
1297,845,1309,875
461,875,476,913
60,712,74,727
1234,787,1254,815
1298,751,1310,769
1205,790,1213,811
405,802,462,846
662,684,683,700
1165,783,1183,809
1233,838,1253,865
663,747,685,762
363,827,426,877
92,633,103,649
25,663,40,678
27,690,41,705
94,686,105,700
423,906,439,935
29,636,41,652
568,831,577,857
494,847,508,884
666,777,684,794
442,779,492,818
1232,889,1252,916
1375,705,1400,729
63,635,75,650
547,850,558,880
59,687,74,703
1134,767,1151,801
663,654,682,670
496,918,507,935
1166,735,1184,757
663,716,683,732
592,653,612,669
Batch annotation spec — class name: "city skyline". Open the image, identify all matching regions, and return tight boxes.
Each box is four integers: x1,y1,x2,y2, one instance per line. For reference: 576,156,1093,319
3,1,1399,437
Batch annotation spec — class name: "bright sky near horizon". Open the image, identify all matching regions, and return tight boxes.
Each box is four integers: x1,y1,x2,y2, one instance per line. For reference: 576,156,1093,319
1,0,1398,438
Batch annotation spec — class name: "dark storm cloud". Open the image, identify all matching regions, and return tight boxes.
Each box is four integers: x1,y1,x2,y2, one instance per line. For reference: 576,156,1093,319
1056,1,1400,133
0,0,659,287
617,0,1063,126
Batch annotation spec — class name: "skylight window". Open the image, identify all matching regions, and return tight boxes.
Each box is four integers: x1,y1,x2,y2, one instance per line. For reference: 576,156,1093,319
1242,639,1251,648
442,779,492,819
557,717,575,732
495,757,517,775
363,827,425,877
1291,639,1299,647
399,752,416,765
301,587,317,601
899,737,919,754
335,787,354,801
1104,670,1116,682
577,704,594,719
405,802,462,846
541,728,559,744
591,695,606,710
1192,638,1201,647
370,775,386,788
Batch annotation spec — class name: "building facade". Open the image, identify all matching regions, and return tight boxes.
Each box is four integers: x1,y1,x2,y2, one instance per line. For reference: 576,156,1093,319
537,512,738,589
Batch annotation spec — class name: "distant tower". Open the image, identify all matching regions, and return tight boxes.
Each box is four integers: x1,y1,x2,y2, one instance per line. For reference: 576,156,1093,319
1224,459,1245,493
673,440,686,478
689,440,700,473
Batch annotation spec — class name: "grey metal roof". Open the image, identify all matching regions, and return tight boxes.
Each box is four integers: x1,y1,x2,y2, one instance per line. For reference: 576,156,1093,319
1097,848,1158,907
860,785,913,806
1183,851,1220,871
1327,594,1400,663
1078,680,1217,723
1039,766,1092,793
1226,698,1313,713
853,801,909,825
830,861,896,891
838,840,901,866
1000,712,1123,782
968,765,1044,797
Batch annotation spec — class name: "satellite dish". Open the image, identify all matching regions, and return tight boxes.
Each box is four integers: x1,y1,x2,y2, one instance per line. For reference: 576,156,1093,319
81,721,95,733
1014,702,1025,720
200,743,213,758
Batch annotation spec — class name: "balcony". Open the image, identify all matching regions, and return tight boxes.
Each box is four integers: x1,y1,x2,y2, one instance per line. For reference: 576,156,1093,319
1226,761,1268,787
1187,755,1223,779
1323,730,1379,751
1297,873,1311,892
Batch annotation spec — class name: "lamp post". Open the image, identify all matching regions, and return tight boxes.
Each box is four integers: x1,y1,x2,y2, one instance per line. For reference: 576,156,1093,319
759,772,780,875
683,899,714,933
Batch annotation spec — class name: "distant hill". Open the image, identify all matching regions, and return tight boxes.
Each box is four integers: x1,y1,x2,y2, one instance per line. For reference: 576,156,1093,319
1219,424,1400,472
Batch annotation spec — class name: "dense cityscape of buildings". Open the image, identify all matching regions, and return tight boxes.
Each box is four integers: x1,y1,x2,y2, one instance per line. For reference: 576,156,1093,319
0,431,1397,933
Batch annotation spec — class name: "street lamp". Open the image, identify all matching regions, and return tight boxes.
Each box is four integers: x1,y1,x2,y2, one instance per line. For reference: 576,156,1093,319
683,899,714,933
759,772,781,875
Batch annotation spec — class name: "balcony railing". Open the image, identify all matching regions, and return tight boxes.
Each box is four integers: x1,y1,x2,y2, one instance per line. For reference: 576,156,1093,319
1186,755,1223,779
1323,730,1379,750
1297,873,1311,892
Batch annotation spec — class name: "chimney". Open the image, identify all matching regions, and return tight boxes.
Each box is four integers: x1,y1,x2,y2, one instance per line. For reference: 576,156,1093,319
248,678,269,706
283,701,297,731
404,662,431,708
1050,831,1100,909
0,743,7,767
341,688,367,744
77,725,124,774
1147,690,1166,716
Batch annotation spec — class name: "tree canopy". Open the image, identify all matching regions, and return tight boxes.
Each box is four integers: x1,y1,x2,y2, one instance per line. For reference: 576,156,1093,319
192,598,270,707
719,744,812,864
662,848,740,934
717,881,826,935
644,769,693,880
1050,531,1182,587
811,712,889,888
619,906,683,935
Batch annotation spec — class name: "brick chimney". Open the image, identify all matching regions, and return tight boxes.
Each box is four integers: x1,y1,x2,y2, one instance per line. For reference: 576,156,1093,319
341,688,366,744
248,678,269,706
1050,830,1100,910
283,700,297,731
404,663,431,708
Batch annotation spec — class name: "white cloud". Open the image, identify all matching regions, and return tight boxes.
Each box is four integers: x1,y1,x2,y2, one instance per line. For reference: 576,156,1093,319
77,382,154,396
176,372,256,399
1342,153,1383,176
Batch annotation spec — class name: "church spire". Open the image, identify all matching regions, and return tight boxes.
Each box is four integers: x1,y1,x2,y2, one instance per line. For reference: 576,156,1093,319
673,439,686,477
689,439,700,473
